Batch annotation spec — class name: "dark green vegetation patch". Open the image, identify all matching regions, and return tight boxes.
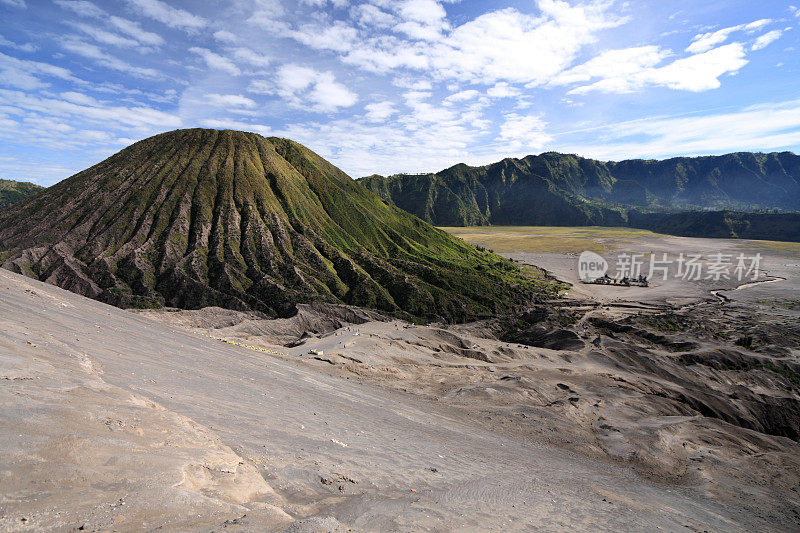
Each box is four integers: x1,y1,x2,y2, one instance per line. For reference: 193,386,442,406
0,179,44,209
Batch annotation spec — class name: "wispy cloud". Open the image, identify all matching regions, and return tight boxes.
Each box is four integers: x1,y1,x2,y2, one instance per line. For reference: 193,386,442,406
0,34,36,53
686,19,771,54
557,99,800,160
125,0,206,32
56,1,166,49
204,93,257,108
752,30,784,51
62,38,161,77
0,52,76,90
109,16,165,47
55,0,105,18
188,47,240,75
0,88,181,136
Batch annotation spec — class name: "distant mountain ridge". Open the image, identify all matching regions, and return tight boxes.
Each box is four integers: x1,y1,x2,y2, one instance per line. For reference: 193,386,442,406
359,151,800,224
358,151,800,241
0,129,560,322
0,179,44,209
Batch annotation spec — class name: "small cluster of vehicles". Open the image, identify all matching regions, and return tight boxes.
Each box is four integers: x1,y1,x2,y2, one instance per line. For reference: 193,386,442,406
581,274,649,287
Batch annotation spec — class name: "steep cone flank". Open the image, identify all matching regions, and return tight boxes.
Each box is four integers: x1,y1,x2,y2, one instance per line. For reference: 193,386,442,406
0,129,558,321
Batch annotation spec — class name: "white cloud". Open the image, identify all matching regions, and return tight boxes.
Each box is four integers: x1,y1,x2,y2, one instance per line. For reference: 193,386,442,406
199,118,273,136
0,51,76,90
260,98,530,177
259,0,626,86
213,30,238,43
108,16,165,47
687,19,771,54
55,2,165,48
752,30,783,51
566,43,748,94
0,88,181,131
397,0,446,24
429,1,625,84
275,64,317,94
393,77,432,90
393,0,449,41
205,93,257,108
274,118,478,176
352,4,395,28
0,34,36,53
364,101,396,122
558,99,800,160
555,46,670,86
69,22,143,48
270,64,358,112
498,113,552,151
394,20,445,41
486,81,521,98
125,0,207,31
55,0,105,18
59,91,100,106
0,85,183,181
309,72,358,112
62,38,161,77
248,1,776,102
248,0,285,27
301,0,349,7
688,26,739,54
444,89,479,104
283,21,360,54
0,0,26,7
231,48,272,68
189,47,240,75
641,43,748,92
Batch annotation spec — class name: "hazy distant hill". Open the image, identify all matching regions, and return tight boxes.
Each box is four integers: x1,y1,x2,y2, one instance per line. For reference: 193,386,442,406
0,129,560,321
0,179,43,209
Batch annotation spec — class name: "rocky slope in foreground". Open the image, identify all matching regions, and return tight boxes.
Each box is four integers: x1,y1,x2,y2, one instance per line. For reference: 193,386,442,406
0,129,559,321
0,178,43,209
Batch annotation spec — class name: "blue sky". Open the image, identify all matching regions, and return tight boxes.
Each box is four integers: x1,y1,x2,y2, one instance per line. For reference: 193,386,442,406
1,0,799,185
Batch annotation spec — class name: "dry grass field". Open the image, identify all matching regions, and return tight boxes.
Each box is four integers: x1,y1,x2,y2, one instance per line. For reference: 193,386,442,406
440,225,664,254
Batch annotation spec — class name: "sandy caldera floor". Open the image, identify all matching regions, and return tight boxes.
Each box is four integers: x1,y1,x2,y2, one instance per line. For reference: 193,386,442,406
1,231,799,531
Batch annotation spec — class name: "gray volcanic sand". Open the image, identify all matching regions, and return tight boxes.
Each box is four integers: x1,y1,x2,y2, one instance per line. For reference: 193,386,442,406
2,232,800,531
0,268,788,532
141,233,800,531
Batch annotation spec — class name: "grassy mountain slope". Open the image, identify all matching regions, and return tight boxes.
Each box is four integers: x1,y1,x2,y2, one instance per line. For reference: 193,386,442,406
0,129,561,321
359,151,800,223
359,151,800,241
0,179,44,209
359,155,632,227
607,152,800,210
